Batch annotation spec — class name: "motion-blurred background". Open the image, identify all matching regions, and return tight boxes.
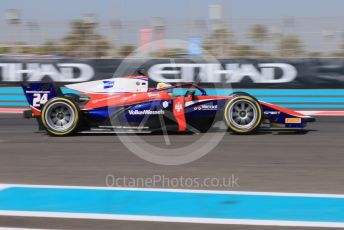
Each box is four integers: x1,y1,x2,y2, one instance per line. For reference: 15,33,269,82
1,0,344,58
2,0,344,111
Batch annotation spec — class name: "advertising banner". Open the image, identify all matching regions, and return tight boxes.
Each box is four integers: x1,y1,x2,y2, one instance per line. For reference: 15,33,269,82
0,58,344,88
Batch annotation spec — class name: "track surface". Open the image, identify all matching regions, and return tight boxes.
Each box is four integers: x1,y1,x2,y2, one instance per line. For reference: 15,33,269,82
0,114,343,229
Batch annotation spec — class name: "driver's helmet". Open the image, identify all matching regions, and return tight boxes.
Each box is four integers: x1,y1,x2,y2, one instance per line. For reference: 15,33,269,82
156,82,173,94
156,82,172,89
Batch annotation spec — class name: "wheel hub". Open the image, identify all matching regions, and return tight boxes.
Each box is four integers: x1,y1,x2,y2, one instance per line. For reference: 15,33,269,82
45,102,75,132
228,99,258,129
57,112,64,120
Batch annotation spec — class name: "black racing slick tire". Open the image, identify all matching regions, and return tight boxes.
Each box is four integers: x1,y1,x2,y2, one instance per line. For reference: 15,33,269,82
230,91,259,102
41,97,80,136
224,95,263,134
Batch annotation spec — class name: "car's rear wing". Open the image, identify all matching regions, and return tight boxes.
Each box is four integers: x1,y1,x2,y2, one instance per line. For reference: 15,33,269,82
21,83,62,117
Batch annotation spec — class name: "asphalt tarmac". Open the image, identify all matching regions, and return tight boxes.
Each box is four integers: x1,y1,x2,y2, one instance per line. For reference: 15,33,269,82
0,114,343,230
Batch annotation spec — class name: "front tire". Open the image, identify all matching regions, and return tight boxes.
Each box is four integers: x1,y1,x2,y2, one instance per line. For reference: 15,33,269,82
224,95,263,134
41,97,80,136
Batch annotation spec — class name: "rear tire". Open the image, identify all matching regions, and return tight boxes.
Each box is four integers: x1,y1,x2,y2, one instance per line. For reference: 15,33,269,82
41,97,80,136
224,95,263,134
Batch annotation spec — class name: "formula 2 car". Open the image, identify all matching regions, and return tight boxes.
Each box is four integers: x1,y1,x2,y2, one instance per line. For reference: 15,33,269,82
22,74,315,136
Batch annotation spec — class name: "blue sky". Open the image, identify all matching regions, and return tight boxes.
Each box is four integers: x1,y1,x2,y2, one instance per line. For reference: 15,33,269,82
0,0,343,52
1,0,343,21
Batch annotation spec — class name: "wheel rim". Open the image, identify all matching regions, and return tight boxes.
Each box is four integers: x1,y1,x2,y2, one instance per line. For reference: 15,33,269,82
227,99,258,129
45,102,75,132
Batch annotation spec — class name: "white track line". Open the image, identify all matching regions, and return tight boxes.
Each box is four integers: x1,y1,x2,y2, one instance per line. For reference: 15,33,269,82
0,211,343,228
0,184,344,228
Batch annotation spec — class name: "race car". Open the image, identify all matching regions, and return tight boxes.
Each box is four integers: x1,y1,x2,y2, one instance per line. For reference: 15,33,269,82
21,73,315,136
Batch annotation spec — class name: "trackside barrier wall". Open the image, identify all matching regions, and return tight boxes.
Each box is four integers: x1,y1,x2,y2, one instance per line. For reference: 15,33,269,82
1,58,344,110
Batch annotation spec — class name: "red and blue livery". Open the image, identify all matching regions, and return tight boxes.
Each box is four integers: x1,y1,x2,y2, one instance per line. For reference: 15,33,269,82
22,74,315,136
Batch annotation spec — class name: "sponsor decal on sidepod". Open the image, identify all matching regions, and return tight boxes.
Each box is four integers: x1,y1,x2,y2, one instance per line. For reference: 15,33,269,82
162,101,169,108
128,110,165,115
103,80,115,89
194,104,218,111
